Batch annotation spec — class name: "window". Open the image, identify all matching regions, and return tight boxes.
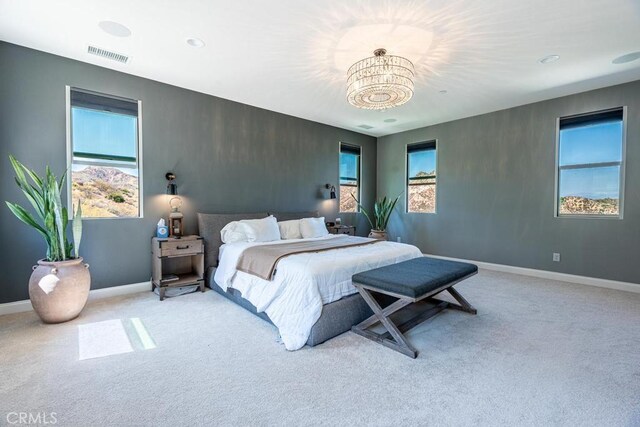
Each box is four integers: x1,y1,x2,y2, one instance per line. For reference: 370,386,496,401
67,88,142,218
407,141,437,213
556,108,625,218
339,143,361,212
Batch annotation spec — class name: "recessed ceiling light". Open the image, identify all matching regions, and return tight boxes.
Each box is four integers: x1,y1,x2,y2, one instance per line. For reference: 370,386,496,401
383,118,397,123
439,90,448,94
98,21,131,37
612,51,640,64
186,38,205,48
539,55,560,64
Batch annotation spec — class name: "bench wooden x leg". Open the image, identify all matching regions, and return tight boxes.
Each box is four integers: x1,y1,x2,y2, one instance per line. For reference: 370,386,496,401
351,282,477,358
427,287,478,315
351,284,418,358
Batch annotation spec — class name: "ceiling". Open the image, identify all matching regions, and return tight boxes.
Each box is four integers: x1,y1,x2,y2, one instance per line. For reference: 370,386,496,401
1,0,640,137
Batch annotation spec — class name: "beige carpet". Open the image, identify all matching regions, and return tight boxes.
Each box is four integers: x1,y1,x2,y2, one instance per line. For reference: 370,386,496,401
1,270,639,427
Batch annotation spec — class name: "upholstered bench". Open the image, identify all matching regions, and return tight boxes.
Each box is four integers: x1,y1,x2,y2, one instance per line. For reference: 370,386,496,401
351,256,478,358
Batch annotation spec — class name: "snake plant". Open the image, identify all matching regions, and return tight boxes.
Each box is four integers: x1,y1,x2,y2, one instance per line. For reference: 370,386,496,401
5,155,82,261
351,193,402,232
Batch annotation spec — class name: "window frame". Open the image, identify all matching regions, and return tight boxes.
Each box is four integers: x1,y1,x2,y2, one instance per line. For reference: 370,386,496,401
65,86,144,220
553,106,627,220
406,139,438,214
338,141,362,213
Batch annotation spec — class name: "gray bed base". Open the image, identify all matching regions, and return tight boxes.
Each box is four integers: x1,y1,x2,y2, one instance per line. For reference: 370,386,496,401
197,211,393,347
207,267,379,347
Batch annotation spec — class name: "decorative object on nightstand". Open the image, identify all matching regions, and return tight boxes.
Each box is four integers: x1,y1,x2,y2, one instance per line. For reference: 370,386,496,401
151,235,204,301
351,193,402,240
156,218,169,238
168,198,184,237
165,171,184,237
327,225,355,236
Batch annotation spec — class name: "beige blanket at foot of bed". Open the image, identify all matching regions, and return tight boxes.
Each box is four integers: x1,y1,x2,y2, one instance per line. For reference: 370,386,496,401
237,236,380,280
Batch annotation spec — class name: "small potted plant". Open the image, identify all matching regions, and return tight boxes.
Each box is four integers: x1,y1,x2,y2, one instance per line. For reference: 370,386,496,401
352,193,402,240
5,155,89,323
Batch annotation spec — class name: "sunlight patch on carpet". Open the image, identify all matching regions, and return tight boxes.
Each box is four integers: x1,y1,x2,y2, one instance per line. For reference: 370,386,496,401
78,319,133,360
130,317,156,350
78,318,158,360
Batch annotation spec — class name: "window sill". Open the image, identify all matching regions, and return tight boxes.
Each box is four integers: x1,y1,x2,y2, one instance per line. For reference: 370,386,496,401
77,216,144,221
405,211,437,215
555,214,622,220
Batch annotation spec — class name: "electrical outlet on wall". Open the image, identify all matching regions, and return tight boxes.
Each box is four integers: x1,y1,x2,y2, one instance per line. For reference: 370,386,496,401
553,253,561,262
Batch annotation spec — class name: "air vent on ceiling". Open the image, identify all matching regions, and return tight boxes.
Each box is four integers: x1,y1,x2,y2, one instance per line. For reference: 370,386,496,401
357,124,374,130
87,45,129,64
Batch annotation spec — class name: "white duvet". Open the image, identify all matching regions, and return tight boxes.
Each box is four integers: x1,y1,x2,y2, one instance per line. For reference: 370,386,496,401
214,235,422,350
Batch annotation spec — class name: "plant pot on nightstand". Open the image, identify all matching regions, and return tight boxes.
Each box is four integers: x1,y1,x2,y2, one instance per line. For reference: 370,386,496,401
28,257,91,323
368,230,388,240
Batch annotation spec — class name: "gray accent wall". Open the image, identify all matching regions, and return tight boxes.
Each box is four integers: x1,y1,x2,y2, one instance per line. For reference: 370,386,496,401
0,42,376,303
378,81,639,284
1,41,637,305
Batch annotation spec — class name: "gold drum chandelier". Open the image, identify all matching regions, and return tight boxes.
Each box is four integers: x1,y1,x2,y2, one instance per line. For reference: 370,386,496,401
347,48,415,110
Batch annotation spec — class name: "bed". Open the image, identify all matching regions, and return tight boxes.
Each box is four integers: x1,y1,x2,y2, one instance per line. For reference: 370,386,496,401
198,211,423,350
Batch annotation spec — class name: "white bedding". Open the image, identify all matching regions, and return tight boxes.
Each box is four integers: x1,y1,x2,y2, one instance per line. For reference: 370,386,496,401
214,235,422,350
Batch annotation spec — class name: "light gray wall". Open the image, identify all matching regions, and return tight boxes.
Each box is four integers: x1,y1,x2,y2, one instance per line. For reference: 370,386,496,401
0,42,376,303
378,80,640,284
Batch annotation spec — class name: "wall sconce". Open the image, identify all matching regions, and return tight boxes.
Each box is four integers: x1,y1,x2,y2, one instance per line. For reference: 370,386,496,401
325,184,336,199
166,172,177,195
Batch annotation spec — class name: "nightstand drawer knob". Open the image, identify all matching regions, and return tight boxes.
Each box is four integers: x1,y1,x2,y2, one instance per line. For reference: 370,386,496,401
176,245,190,250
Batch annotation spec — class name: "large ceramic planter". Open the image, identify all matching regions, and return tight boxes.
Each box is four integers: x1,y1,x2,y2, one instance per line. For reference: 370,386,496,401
28,257,90,324
368,230,388,240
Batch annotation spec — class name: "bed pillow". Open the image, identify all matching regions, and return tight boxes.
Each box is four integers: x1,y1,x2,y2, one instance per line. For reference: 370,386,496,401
300,217,329,239
278,220,302,240
240,215,281,242
220,221,250,244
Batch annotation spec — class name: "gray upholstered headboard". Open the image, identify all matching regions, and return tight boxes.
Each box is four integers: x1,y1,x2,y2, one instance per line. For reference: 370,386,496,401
267,211,319,222
197,211,319,271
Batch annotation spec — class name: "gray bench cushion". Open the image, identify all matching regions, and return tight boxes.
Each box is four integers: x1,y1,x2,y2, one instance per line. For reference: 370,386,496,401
352,257,478,299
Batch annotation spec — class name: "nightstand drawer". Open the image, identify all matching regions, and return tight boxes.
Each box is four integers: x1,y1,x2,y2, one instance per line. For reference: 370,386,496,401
160,239,203,257
328,226,355,236
336,228,354,235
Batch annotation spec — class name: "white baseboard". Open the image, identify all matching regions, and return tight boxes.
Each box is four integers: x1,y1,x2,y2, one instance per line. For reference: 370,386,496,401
86,281,150,301
425,253,640,294
3,256,638,317
0,281,151,317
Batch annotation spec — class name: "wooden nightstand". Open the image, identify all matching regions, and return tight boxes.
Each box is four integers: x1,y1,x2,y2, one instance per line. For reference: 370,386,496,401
327,225,356,236
151,235,205,301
